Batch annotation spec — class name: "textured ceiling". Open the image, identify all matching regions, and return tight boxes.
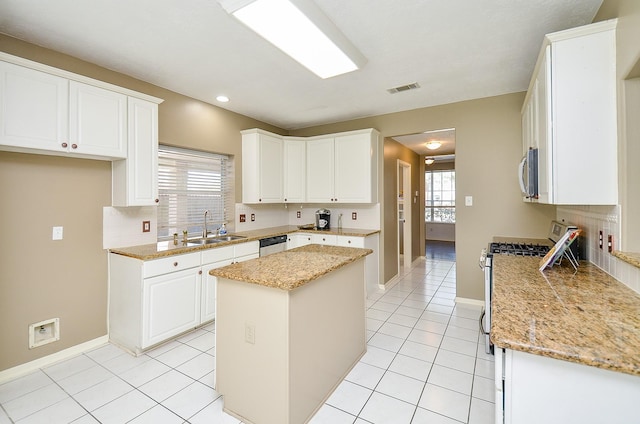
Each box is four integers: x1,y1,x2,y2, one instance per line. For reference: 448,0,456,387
0,0,602,142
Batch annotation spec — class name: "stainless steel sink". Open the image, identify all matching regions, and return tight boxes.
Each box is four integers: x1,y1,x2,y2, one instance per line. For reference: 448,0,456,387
186,238,223,246
210,235,246,242
186,234,246,246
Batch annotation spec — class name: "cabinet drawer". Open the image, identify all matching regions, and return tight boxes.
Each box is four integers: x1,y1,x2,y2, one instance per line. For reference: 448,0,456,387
201,245,235,264
143,252,201,278
234,240,259,257
336,236,365,248
311,234,337,245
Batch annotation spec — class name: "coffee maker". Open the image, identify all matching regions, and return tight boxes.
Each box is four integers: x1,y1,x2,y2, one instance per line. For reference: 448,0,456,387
315,209,331,230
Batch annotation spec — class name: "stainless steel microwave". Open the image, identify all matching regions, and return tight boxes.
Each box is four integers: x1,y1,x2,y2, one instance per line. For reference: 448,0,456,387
518,147,538,199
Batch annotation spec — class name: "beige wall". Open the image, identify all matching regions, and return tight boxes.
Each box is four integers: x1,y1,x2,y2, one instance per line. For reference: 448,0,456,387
0,152,111,370
595,0,640,251
382,138,422,282
290,94,557,300
0,35,284,372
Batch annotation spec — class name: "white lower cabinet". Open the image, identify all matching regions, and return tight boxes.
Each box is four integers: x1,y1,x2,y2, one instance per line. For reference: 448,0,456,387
142,267,200,348
200,241,259,324
287,233,313,249
286,232,380,296
109,241,258,354
311,234,337,245
497,348,640,424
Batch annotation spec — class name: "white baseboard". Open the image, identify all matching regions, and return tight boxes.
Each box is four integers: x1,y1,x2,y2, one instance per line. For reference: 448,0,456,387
0,335,109,384
455,297,484,308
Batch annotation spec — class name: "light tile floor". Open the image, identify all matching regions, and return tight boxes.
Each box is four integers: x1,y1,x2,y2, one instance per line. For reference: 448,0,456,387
0,257,494,423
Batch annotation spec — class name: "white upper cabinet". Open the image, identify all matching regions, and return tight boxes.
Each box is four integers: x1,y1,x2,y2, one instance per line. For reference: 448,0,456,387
334,131,378,203
69,81,127,158
307,129,379,204
283,138,306,203
112,97,159,206
306,137,335,203
0,61,69,153
0,61,127,159
522,20,617,205
242,127,379,205
242,129,283,203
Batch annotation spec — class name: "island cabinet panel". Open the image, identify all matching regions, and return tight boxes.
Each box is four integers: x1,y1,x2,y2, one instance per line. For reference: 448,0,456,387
216,260,366,424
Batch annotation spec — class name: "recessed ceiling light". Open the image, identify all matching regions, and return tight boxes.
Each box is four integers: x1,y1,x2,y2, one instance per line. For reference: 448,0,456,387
218,0,366,79
216,95,230,102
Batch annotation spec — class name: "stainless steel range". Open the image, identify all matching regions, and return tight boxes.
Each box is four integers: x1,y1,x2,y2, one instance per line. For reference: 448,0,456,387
479,220,578,354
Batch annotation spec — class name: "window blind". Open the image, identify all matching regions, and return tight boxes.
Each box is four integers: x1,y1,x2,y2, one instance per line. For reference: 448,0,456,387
157,145,234,240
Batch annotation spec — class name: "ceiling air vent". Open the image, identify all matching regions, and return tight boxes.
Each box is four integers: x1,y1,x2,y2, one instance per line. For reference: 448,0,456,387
387,82,420,94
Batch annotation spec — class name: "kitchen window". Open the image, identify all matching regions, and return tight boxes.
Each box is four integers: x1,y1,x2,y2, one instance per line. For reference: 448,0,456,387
425,170,455,223
157,146,233,240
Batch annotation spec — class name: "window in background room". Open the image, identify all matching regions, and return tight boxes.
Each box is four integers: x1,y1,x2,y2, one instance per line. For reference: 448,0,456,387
157,146,233,240
425,170,455,223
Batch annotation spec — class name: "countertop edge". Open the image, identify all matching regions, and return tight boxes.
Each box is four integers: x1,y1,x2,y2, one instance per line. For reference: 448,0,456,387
109,226,380,260
209,245,373,291
613,251,640,269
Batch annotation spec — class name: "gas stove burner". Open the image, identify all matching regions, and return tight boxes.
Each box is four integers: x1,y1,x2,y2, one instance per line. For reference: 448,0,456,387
489,242,550,257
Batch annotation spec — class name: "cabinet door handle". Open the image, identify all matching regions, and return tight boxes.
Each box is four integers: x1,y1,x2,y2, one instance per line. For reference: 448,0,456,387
198,270,202,275
173,262,178,267
348,240,351,244
61,142,68,148
71,143,78,149
155,199,159,203
284,198,287,202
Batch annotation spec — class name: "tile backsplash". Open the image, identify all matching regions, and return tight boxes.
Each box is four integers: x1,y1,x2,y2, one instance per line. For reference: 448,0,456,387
103,206,157,249
234,203,381,232
557,205,640,293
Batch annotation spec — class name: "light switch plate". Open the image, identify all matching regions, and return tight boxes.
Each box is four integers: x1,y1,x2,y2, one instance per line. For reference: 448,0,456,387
465,196,473,206
52,226,63,240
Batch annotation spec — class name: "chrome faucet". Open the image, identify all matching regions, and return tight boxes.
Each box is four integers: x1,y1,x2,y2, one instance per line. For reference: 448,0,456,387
203,210,210,238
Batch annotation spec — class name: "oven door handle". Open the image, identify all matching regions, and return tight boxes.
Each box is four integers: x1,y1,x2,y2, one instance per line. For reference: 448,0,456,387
479,309,489,335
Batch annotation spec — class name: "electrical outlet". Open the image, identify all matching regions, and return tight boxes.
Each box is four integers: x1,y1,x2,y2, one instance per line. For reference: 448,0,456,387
251,213,255,222
352,212,357,220
245,323,255,344
297,211,301,218
142,220,150,232
599,231,603,249
240,214,246,223
608,235,613,253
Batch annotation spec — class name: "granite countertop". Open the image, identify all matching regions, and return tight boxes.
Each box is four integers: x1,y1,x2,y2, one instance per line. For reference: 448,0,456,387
209,244,372,291
109,225,380,260
613,251,640,268
491,255,640,376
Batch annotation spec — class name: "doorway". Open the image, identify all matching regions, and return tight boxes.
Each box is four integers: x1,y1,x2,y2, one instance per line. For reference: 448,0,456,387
398,160,412,271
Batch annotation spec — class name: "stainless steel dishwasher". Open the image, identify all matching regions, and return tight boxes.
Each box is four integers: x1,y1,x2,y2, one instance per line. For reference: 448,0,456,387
259,235,287,256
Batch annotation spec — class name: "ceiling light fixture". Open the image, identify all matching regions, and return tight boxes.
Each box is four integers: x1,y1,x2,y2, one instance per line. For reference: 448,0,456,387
218,0,366,79
425,140,442,150
216,95,230,102
425,158,435,165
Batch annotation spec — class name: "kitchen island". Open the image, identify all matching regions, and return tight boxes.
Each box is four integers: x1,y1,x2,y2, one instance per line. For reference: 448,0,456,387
491,255,640,423
210,244,372,424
